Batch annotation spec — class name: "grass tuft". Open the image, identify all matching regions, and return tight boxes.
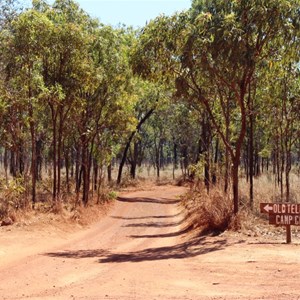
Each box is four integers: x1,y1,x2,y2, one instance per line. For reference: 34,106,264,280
181,185,236,235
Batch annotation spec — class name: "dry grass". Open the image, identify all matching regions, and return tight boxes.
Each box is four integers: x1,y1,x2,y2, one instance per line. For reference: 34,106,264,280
180,172,300,236
0,180,117,228
181,183,238,235
69,200,113,226
117,175,147,189
0,194,114,231
240,173,300,216
179,172,300,237
236,173,300,239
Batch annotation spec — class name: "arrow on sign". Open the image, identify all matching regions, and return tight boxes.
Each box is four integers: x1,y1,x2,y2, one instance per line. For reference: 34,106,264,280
263,204,273,213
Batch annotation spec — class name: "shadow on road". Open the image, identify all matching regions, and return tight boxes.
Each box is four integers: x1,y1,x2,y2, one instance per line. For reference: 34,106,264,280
44,192,246,264
122,219,185,228
129,224,193,238
98,237,230,263
46,249,109,259
116,196,180,205
44,237,245,263
111,211,184,221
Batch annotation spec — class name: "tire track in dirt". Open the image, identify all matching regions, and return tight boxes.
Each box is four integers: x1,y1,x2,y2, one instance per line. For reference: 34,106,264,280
2,185,300,300
0,185,187,299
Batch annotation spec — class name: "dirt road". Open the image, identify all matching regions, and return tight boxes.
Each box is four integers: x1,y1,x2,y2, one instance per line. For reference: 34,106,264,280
1,185,300,299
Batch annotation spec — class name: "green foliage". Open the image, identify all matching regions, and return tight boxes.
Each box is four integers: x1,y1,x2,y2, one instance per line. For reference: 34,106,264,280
0,0,300,213
189,160,205,180
0,177,27,219
132,0,300,213
107,190,117,200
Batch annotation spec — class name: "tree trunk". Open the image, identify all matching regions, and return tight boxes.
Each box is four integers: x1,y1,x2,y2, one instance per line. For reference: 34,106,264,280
275,143,280,187
64,147,70,194
130,141,139,179
10,150,16,177
29,106,37,208
212,138,219,185
224,96,230,193
285,144,292,202
280,148,284,199
172,138,177,180
50,105,57,202
75,144,81,195
93,160,98,191
160,142,164,170
230,90,247,215
71,147,75,178
117,108,154,185
248,94,254,210
4,147,8,184
107,164,112,182
36,138,43,181
81,137,89,206
202,114,211,192
17,143,25,176
117,132,134,184
255,151,261,177
57,108,64,201
224,147,229,193
156,149,160,178
232,158,239,214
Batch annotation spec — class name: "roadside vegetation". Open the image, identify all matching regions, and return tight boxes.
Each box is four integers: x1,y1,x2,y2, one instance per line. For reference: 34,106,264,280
0,0,300,232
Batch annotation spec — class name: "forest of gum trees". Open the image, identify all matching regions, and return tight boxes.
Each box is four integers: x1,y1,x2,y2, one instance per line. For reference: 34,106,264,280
0,0,300,221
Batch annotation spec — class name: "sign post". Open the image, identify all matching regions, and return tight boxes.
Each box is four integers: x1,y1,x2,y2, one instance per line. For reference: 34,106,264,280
287,225,291,244
260,203,300,244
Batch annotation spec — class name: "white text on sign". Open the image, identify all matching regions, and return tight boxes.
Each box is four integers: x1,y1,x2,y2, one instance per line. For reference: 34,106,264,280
269,214,300,226
273,204,300,214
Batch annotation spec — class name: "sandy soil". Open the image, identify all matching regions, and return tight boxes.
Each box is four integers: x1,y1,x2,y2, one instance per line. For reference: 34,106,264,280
1,185,300,300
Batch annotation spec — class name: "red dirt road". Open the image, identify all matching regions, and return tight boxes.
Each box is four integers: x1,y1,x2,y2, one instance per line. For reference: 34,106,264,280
1,185,300,299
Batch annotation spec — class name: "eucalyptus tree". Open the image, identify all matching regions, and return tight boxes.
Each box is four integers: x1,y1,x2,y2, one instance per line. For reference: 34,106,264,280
262,56,300,201
73,25,134,205
133,0,298,214
0,0,25,181
184,0,299,213
165,102,202,180
28,0,100,202
3,0,132,205
6,10,52,206
116,78,164,184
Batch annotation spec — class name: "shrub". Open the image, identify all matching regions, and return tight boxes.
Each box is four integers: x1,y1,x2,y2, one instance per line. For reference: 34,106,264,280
97,189,118,203
0,177,28,221
181,187,237,235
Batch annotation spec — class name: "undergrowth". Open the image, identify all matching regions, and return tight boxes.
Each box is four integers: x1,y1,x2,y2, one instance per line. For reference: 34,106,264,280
0,178,29,222
181,183,241,235
0,176,117,226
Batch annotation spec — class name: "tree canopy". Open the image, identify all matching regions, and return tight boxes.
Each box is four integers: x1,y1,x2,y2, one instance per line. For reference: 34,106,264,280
0,0,300,222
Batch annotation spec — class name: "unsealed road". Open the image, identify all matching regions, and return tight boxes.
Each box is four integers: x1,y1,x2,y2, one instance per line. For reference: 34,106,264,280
1,185,300,299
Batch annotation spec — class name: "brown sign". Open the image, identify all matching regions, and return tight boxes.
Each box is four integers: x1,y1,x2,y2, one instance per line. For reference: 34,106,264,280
269,214,300,226
260,203,300,215
260,202,298,243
